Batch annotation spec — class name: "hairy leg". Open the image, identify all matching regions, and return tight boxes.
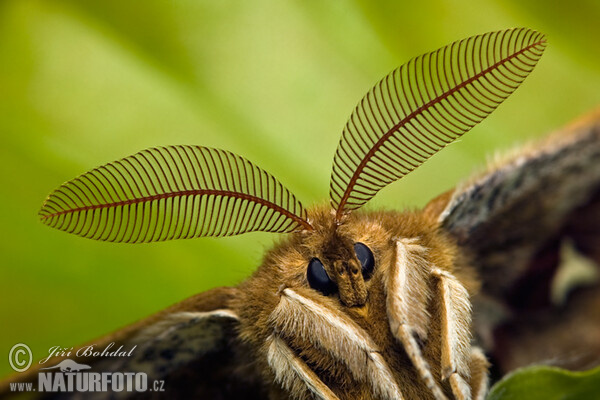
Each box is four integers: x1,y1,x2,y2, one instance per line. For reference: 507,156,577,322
468,347,489,400
431,268,474,400
267,287,403,400
387,239,448,400
266,334,339,400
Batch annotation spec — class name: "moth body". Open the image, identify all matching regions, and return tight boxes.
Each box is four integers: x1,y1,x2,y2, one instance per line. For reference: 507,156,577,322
233,206,481,399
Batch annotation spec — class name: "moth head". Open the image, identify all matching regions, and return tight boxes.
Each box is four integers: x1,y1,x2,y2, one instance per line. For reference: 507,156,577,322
264,205,463,312
296,208,385,307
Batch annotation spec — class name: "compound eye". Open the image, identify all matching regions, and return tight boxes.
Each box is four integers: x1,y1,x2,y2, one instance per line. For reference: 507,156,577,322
354,242,375,279
307,258,336,296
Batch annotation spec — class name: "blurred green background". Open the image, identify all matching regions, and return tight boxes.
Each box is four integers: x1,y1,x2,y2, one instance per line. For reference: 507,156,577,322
1,0,599,378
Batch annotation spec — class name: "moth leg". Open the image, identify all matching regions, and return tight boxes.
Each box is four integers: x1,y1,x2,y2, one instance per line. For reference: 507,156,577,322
396,326,449,400
387,239,448,400
468,347,489,400
431,268,473,400
266,334,339,400
269,287,403,400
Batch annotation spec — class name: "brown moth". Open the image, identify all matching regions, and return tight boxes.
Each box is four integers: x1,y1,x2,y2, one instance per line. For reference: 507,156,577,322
12,27,600,400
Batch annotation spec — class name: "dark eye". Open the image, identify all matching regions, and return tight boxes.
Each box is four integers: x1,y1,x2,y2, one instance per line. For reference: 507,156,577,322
354,242,375,279
307,258,336,296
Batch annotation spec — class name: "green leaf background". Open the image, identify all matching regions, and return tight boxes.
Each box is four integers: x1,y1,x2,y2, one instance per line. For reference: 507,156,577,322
1,0,599,381
488,366,600,400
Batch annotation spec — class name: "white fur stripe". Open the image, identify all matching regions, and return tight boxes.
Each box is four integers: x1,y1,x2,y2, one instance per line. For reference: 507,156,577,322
387,239,431,339
387,239,448,399
469,347,489,400
135,309,239,341
397,325,448,400
269,288,403,400
449,373,471,400
282,288,370,344
432,268,472,379
266,335,339,400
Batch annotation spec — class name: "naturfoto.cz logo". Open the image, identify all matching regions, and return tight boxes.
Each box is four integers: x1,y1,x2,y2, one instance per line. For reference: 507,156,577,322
7,343,165,395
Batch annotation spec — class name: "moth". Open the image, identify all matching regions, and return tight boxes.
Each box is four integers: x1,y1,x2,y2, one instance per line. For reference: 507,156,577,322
8,27,600,400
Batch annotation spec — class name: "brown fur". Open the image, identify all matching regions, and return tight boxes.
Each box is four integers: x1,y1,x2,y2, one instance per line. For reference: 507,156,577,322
230,204,480,399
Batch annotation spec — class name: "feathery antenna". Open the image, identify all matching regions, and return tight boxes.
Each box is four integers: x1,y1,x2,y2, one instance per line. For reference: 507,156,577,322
330,28,546,221
40,146,311,242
